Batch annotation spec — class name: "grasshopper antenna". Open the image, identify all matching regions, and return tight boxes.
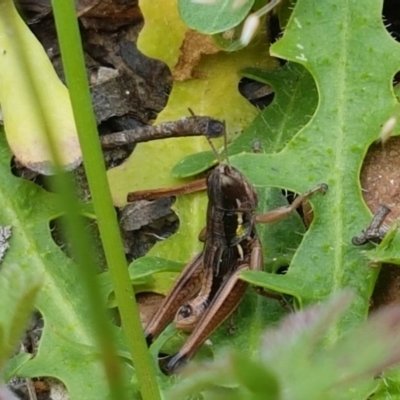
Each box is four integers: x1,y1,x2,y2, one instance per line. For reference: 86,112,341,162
206,121,230,166
222,121,230,166
187,108,229,165
206,135,222,165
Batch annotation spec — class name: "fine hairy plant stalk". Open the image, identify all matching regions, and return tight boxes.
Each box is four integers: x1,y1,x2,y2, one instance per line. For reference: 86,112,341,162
50,1,161,399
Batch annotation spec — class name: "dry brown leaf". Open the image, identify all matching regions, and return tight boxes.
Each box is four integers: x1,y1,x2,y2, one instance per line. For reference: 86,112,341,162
136,292,164,327
173,30,220,81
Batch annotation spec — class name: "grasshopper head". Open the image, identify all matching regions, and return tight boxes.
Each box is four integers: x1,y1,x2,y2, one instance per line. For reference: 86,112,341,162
208,164,258,210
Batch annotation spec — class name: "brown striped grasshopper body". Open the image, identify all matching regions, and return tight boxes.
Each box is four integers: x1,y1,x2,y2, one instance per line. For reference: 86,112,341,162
144,161,327,373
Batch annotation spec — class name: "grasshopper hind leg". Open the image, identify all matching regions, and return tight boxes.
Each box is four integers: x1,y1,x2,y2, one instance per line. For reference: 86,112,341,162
144,252,204,345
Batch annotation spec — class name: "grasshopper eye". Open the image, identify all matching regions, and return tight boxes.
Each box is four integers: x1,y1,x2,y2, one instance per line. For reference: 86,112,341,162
175,305,198,332
178,305,193,318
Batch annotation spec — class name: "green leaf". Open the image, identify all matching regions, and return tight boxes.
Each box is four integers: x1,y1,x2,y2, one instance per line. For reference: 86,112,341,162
365,223,400,264
173,63,318,282
0,134,124,398
212,28,249,52
256,187,306,271
0,263,41,367
232,0,400,333
109,0,400,394
98,257,185,301
172,150,217,178
2,353,32,382
234,63,318,154
374,369,400,399
174,63,319,273
231,352,280,398
178,0,254,35
174,62,318,177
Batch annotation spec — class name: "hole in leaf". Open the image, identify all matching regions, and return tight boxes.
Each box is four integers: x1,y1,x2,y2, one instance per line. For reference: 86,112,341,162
394,71,400,91
119,199,179,261
276,265,288,275
281,189,309,223
22,310,44,356
49,216,107,271
268,9,283,45
371,264,400,310
7,311,52,398
10,157,43,185
360,137,400,222
10,158,92,203
359,138,400,309
382,0,400,42
8,377,68,400
238,77,275,108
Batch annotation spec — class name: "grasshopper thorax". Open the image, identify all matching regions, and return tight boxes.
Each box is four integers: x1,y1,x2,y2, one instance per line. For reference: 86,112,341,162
206,164,258,247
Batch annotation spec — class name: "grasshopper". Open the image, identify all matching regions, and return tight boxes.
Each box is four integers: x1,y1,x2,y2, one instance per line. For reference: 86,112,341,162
143,156,327,373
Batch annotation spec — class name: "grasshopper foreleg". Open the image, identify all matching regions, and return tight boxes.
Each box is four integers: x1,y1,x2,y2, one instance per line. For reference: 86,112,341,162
255,183,327,224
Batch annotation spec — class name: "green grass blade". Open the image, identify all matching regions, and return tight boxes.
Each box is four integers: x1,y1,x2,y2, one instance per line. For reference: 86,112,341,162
50,1,160,398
